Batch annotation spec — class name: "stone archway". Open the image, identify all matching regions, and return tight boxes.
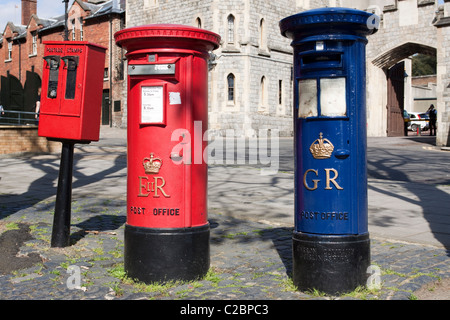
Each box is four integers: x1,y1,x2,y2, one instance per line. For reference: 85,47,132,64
372,42,436,70
369,42,437,137
364,0,440,140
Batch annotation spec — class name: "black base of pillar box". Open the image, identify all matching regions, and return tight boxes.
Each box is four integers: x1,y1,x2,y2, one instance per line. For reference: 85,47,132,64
292,232,370,295
124,224,210,284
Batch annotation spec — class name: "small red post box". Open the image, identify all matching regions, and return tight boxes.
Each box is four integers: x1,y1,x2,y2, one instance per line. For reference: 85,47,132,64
38,41,107,142
115,24,220,283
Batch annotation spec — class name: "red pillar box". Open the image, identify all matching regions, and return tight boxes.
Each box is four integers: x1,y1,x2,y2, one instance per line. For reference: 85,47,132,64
115,25,220,283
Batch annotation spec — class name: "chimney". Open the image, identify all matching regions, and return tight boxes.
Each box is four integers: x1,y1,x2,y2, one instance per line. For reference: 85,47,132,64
21,0,37,25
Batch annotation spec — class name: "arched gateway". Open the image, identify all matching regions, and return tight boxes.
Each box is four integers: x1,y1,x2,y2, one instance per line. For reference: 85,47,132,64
363,0,449,146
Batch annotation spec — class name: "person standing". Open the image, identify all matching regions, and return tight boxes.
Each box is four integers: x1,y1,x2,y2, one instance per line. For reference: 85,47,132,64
35,88,41,123
428,104,437,136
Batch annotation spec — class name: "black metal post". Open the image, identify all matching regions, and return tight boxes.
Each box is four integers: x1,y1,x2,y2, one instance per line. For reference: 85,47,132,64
63,0,69,41
49,1,74,248
51,141,74,247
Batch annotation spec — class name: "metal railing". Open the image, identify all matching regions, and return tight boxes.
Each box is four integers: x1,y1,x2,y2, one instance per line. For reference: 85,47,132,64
0,110,39,126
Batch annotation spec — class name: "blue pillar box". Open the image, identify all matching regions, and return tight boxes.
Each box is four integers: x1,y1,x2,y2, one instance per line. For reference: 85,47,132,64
280,7,378,295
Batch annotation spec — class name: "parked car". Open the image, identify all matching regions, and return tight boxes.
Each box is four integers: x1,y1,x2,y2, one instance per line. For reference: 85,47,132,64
403,110,410,124
408,112,429,131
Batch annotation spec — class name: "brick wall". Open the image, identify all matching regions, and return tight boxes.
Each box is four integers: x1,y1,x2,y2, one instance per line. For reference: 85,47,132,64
412,75,437,87
0,126,60,155
21,0,37,25
0,1,126,128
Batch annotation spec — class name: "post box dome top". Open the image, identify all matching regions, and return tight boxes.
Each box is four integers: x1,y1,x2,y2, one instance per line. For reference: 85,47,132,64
115,24,221,52
280,7,378,40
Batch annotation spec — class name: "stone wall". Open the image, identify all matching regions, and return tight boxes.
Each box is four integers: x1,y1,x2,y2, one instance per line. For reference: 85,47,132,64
126,0,297,137
209,0,295,137
435,4,450,146
124,0,450,143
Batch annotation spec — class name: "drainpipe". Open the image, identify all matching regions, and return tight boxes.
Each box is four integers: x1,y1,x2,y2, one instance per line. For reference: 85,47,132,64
109,0,119,127
18,40,21,82
109,14,113,127
64,0,69,41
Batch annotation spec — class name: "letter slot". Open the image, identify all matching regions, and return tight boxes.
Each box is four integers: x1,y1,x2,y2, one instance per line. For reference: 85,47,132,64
43,55,61,99
62,56,79,100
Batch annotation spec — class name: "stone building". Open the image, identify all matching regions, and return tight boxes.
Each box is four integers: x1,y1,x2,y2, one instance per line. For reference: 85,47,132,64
125,0,301,137
344,0,450,146
125,0,450,146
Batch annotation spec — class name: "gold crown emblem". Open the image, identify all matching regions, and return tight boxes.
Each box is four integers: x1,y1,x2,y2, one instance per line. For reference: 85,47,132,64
309,132,334,159
143,153,163,174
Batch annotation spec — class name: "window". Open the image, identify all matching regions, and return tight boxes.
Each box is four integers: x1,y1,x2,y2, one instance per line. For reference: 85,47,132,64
278,80,283,105
79,18,84,41
31,33,37,56
227,73,235,102
104,68,109,80
259,76,267,112
227,15,235,44
259,18,266,50
7,40,12,60
71,19,76,41
116,59,124,81
114,100,121,112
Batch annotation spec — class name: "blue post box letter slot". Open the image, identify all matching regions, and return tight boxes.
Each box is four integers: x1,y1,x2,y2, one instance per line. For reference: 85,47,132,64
280,8,378,295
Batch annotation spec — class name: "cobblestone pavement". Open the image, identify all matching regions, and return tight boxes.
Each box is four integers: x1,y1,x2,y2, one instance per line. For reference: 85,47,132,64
1,131,449,303
0,196,448,301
